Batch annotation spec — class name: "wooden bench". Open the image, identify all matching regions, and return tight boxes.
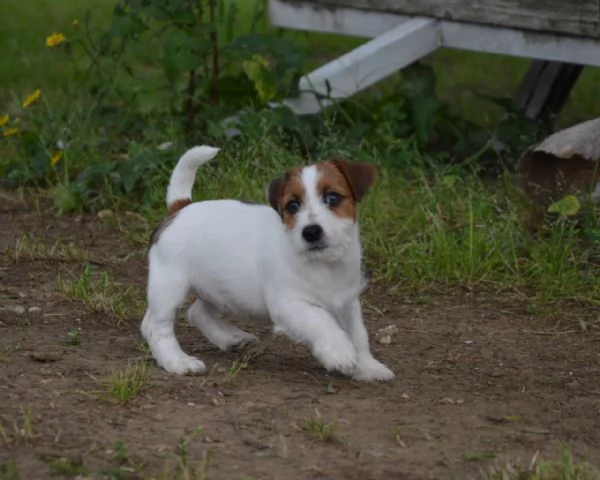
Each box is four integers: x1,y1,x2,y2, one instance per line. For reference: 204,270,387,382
269,0,600,118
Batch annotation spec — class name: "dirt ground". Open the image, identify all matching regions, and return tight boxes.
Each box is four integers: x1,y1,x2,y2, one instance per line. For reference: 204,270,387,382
1,191,599,480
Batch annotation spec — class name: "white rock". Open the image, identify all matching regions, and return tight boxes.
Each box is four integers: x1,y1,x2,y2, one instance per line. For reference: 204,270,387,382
97,209,114,220
377,325,399,336
8,306,26,315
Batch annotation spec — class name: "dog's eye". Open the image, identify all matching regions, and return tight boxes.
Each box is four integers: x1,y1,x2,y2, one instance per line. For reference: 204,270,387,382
323,191,343,208
284,200,300,215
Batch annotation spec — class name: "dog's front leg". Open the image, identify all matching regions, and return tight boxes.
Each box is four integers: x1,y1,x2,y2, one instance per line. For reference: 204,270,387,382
267,297,358,378
341,300,395,382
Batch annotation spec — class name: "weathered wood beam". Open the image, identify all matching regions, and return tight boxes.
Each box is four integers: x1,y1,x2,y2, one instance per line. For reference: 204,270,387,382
513,61,583,119
276,0,600,39
274,18,441,115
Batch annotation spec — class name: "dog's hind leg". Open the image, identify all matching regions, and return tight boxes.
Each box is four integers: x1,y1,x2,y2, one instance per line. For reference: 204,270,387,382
141,266,206,375
187,299,257,351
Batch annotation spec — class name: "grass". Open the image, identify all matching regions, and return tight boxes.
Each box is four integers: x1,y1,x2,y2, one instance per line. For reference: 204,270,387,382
48,457,88,477
221,359,250,385
0,407,36,445
105,359,150,404
0,460,20,480
297,409,338,442
485,449,600,480
5,233,89,264
157,427,211,480
57,265,145,323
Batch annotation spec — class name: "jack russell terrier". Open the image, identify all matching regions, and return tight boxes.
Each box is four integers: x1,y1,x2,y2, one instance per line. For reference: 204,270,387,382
141,146,394,382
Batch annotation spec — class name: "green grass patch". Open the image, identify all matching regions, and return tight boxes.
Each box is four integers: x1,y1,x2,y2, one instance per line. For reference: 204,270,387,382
57,265,145,323
485,448,600,480
297,409,338,442
105,359,150,404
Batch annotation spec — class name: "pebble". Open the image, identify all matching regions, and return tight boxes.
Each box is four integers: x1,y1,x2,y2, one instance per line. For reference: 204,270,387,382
28,306,42,314
376,325,398,345
378,325,399,336
97,209,114,220
6,306,26,315
28,350,63,362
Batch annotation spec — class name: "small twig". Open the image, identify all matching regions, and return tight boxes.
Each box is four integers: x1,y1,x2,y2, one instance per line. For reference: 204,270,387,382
13,256,109,267
521,329,578,335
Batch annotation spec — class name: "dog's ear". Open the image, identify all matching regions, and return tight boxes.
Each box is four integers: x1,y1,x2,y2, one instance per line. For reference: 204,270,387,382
267,175,285,214
332,159,376,202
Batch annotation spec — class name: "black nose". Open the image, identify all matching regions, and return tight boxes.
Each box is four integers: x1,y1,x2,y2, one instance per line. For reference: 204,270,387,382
302,224,323,243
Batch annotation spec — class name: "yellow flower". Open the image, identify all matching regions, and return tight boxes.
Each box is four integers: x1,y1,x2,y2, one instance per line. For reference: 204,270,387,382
22,89,41,108
50,151,63,166
46,33,66,48
0,114,8,126
3,128,19,137
72,19,79,28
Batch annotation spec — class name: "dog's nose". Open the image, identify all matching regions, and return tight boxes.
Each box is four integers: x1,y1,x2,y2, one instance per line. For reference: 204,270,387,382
302,224,323,243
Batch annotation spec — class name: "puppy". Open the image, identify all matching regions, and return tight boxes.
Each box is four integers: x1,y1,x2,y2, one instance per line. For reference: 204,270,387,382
141,146,394,382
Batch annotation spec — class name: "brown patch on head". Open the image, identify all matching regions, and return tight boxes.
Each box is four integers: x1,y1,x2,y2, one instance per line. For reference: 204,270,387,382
331,159,376,202
316,159,377,220
267,168,304,229
167,198,192,216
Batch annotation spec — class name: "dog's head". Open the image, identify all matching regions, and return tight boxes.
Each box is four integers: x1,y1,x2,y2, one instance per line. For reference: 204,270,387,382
267,159,376,262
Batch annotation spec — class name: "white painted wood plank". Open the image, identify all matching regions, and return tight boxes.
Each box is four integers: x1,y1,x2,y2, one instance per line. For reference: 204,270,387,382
275,18,441,114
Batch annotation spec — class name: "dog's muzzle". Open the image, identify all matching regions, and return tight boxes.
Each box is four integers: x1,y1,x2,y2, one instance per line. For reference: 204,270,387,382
302,224,327,251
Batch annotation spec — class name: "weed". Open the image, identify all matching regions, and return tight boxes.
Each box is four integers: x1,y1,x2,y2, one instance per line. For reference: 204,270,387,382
0,460,20,480
57,265,144,324
5,233,88,264
60,328,82,347
222,359,249,385
297,409,337,442
48,456,87,477
467,452,497,461
0,407,36,445
100,440,147,479
484,448,600,480
0,344,11,364
112,440,130,465
105,359,149,404
151,426,211,480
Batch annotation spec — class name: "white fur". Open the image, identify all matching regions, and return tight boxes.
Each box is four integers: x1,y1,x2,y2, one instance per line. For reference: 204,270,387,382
141,146,394,382
166,145,220,207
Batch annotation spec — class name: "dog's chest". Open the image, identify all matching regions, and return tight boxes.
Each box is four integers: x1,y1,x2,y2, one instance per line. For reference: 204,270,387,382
299,264,364,311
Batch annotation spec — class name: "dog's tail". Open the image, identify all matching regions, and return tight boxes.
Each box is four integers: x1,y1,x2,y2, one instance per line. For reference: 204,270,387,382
166,145,220,215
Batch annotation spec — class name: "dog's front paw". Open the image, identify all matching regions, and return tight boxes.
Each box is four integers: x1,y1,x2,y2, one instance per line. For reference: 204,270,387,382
353,356,394,382
313,339,358,377
161,353,207,376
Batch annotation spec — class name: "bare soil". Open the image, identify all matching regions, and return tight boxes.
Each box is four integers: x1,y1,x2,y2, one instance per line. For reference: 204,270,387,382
1,191,599,480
